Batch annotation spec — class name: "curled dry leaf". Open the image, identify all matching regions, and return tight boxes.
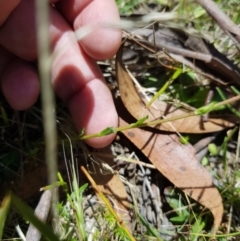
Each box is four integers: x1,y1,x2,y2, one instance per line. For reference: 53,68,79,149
116,45,237,134
88,147,130,224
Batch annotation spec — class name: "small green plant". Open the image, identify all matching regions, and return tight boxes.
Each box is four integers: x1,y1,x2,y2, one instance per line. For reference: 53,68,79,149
57,180,88,241
164,187,209,241
56,135,88,241
116,0,146,14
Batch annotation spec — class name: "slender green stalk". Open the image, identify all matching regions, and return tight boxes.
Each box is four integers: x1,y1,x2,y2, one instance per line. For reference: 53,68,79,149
137,212,163,241
221,126,238,172
81,95,240,140
0,193,11,239
216,87,240,117
146,68,182,108
185,231,240,238
230,86,240,95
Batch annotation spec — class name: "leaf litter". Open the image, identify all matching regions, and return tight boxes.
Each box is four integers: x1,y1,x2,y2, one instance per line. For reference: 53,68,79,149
113,4,240,235
2,1,240,240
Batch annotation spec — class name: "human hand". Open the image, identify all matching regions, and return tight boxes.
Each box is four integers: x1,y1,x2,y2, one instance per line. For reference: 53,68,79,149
0,0,121,148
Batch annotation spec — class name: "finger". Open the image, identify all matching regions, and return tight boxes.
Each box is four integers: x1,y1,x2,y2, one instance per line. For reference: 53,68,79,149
52,32,118,148
49,3,118,147
0,0,37,60
56,0,122,60
1,58,40,110
0,0,20,26
67,73,118,148
0,0,63,60
0,0,118,147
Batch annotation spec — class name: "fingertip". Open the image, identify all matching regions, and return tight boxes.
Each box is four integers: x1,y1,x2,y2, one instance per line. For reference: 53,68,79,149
85,133,117,148
1,60,40,110
0,0,37,60
79,27,122,60
67,79,118,148
56,0,122,60
76,0,122,60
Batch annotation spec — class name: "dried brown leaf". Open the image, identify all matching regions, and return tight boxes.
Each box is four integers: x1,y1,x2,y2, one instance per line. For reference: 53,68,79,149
89,147,130,221
116,45,224,234
119,116,223,234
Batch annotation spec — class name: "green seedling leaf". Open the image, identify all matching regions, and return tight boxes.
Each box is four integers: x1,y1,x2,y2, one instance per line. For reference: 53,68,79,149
146,68,182,107
194,102,216,115
179,135,189,145
190,216,206,241
98,127,116,136
201,157,209,166
170,215,189,223
78,183,88,194
11,192,59,241
57,172,68,193
78,128,85,138
193,6,206,18
165,187,189,223
231,85,240,95
208,143,218,156
40,181,67,191
130,115,148,128
0,193,11,240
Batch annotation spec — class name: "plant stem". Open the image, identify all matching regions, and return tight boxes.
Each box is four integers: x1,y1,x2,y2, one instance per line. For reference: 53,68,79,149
81,94,240,140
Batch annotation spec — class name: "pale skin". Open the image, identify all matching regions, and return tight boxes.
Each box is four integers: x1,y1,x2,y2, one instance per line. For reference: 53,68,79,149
0,0,122,148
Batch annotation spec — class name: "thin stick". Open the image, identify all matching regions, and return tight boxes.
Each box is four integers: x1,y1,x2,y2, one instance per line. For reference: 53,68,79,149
35,0,58,224
195,0,240,44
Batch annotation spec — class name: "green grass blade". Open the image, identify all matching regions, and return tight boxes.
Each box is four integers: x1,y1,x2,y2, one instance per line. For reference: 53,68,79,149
216,87,240,117
35,0,59,221
11,192,59,241
137,211,163,241
230,86,240,95
189,216,206,241
0,105,9,125
221,127,238,172
146,68,182,108
0,193,11,240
